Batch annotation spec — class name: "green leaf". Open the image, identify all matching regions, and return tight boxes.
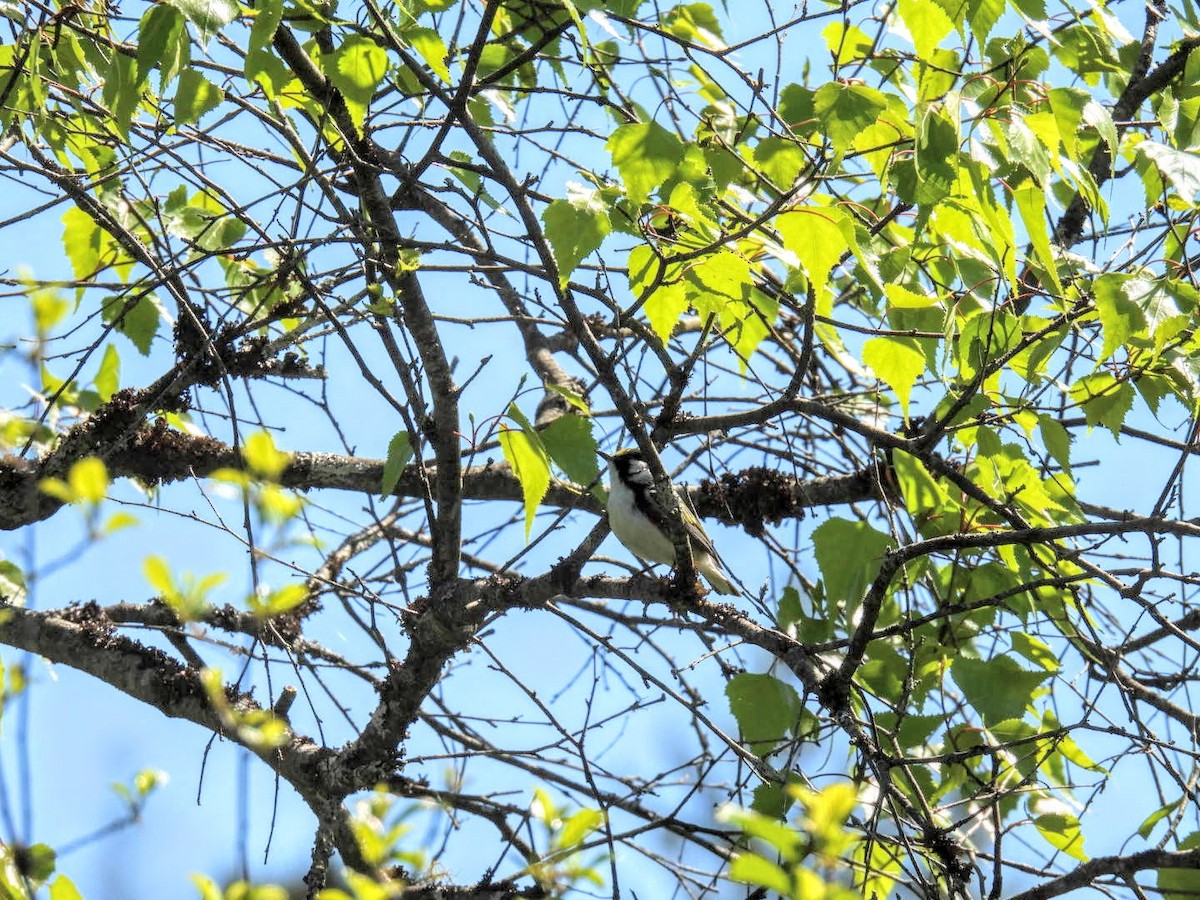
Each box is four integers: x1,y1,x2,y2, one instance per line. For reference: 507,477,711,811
728,853,791,894
103,52,141,138
0,560,28,605
897,0,953,60
498,409,551,541
966,0,1004,43
753,137,806,187
380,431,414,498
102,294,161,355
1159,832,1200,900
325,35,389,128
1136,139,1200,201
892,450,957,538
539,414,599,490
408,26,451,83
1037,413,1072,473
1031,806,1087,861
1011,181,1064,295
1092,273,1146,364
137,4,187,88
166,0,238,44
174,68,225,125
1069,374,1134,439
914,105,958,205
726,672,801,752
543,188,612,286
68,457,109,504
606,121,685,206
62,206,103,281
31,287,70,337
812,518,893,611
863,336,925,421
20,844,56,882
245,0,283,90
143,555,175,596
952,654,1049,726
94,343,120,401
1139,798,1183,840
813,82,887,155
1011,632,1059,671
775,206,855,301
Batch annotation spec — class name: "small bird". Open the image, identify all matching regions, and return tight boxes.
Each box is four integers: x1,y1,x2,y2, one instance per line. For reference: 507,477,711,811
602,447,737,595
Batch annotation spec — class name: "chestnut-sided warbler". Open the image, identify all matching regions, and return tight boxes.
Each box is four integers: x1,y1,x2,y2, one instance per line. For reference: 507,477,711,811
602,448,736,595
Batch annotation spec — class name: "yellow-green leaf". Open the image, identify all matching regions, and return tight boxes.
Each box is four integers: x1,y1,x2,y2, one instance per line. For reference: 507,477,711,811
1011,181,1064,295
242,430,291,480
498,418,550,542
174,68,225,125
408,26,451,83
863,336,925,420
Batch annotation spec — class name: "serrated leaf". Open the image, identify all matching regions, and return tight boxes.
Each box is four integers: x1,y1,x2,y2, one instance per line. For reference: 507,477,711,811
136,5,185,87
606,121,685,206
325,35,389,128
543,188,612,286
1037,413,1071,473
775,206,855,301
1069,374,1134,439
1011,181,1064,295
863,336,925,420
897,0,953,60
952,654,1049,726
166,0,237,44
813,82,887,155
1136,140,1200,199
892,450,957,538
174,68,224,125
103,294,160,355
498,415,550,541
812,518,892,609
539,414,599,489
245,0,283,90
62,206,103,281
726,672,801,752
1011,632,1059,671
1092,274,1146,364
408,26,451,83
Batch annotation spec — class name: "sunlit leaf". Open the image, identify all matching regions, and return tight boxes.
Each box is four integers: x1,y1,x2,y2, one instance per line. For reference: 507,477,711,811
952,654,1049,726
863,336,925,420
498,409,551,541
606,121,685,206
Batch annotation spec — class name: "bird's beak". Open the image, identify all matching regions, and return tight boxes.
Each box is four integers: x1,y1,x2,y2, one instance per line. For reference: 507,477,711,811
597,450,612,462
